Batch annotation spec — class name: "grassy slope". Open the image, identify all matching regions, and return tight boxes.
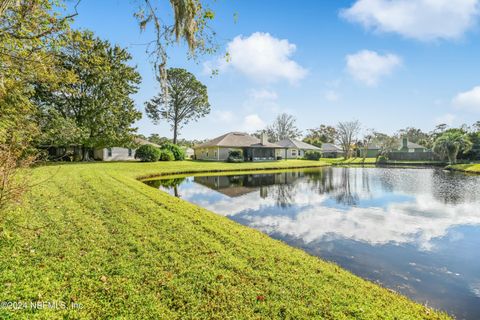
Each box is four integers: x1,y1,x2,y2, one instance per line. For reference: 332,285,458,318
449,163,480,173
0,160,450,319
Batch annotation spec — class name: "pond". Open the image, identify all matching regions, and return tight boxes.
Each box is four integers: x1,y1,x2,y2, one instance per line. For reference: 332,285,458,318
144,167,480,320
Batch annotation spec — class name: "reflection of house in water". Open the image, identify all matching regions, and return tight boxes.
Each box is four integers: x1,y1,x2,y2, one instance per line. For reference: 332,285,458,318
194,172,307,199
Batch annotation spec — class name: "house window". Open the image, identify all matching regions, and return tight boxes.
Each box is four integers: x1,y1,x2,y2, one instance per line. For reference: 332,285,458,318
214,151,217,157
107,148,112,157
291,149,297,157
206,151,209,157
128,148,132,157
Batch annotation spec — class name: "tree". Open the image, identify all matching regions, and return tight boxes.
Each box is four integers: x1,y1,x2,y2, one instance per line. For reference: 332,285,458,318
1,0,75,211
34,30,142,160
433,131,472,164
396,127,429,144
372,132,398,158
145,68,210,144
134,0,217,97
265,113,302,142
147,134,171,145
304,125,337,145
336,121,361,159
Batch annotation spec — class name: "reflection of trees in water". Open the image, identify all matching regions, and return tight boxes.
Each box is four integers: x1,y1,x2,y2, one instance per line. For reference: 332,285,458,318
143,177,186,197
144,177,186,189
270,183,296,208
333,168,359,206
305,168,335,194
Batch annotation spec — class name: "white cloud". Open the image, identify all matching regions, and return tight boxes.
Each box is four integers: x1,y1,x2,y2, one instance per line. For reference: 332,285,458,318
207,32,308,84
324,90,340,102
435,113,456,126
453,86,480,112
341,0,480,41
249,88,278,101
346,50,401,86
241,114,265,132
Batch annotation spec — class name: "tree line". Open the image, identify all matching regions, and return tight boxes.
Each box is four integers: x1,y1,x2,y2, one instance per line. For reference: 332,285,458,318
252,113,479,164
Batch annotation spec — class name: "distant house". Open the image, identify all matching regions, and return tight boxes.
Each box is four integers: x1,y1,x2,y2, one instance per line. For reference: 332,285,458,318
184,147,195,159
361,137,429,158
193,132,281,161
320,143,345,158
276,138,321,159
93,138,160,161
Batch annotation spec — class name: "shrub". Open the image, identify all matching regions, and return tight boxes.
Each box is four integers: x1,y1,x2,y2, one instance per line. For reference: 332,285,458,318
160,143,185,161
227,150,244,163
377,155,388,164
135,145,161,162
159,149,175,161
304,151,322,161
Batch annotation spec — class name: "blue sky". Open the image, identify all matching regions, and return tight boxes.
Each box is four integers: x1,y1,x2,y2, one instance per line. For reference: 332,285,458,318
71,0,480,140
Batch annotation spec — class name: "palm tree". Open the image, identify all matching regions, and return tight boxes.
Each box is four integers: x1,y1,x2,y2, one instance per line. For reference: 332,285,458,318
433,131,472,164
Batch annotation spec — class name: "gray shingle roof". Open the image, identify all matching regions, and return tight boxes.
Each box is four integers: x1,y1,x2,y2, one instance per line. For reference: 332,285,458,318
276,138,321,150
194,132,281,148
321,143,343,152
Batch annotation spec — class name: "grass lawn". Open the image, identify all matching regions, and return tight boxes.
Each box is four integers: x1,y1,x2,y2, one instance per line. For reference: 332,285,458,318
322,157,377,165
448,163,480,174
0,160,450,319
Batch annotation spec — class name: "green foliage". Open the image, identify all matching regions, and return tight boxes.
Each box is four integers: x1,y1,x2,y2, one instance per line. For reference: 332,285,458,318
304,151,322,161
377,155,388,164
434,131,473,164
160,143,185,161
158,149,175,161
304,125,337,144
227,150,244,163
0,160,449,319
264,113,302,141
34,30,142,160
135,145,161,162
145,68,210,144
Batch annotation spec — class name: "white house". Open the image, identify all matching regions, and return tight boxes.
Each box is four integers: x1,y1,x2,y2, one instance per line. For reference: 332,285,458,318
94,138,160,161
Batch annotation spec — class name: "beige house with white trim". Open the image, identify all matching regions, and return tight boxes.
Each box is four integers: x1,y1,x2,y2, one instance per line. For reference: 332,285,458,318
194,132,282,161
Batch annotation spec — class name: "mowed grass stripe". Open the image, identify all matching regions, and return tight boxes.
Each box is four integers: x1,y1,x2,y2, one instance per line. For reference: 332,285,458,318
0,161,450,319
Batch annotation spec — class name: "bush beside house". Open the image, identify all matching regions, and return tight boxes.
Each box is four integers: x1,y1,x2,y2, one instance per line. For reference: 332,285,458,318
159,149,175,161
304,151,322,160
160,143,185,161
135,145,161,162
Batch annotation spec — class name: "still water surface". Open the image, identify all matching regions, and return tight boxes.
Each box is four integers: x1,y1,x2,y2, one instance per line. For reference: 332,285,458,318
144,167,480,319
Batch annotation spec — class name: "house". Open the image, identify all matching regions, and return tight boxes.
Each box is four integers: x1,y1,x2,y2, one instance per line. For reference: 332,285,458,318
276,138,321,159
193,132,282,161
93,138,160,161
361,137,429,158
320,143,345,158
184,147,195,159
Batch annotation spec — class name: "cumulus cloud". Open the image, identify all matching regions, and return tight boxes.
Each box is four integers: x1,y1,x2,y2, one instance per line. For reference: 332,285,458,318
241,114,266,131
249,88,278,101
341,0,480,41
346,50,401,86
453,86,480,112
206,32,308,84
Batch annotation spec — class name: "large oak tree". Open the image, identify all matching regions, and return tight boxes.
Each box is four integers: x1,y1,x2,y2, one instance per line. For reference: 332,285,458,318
34,30,142,160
